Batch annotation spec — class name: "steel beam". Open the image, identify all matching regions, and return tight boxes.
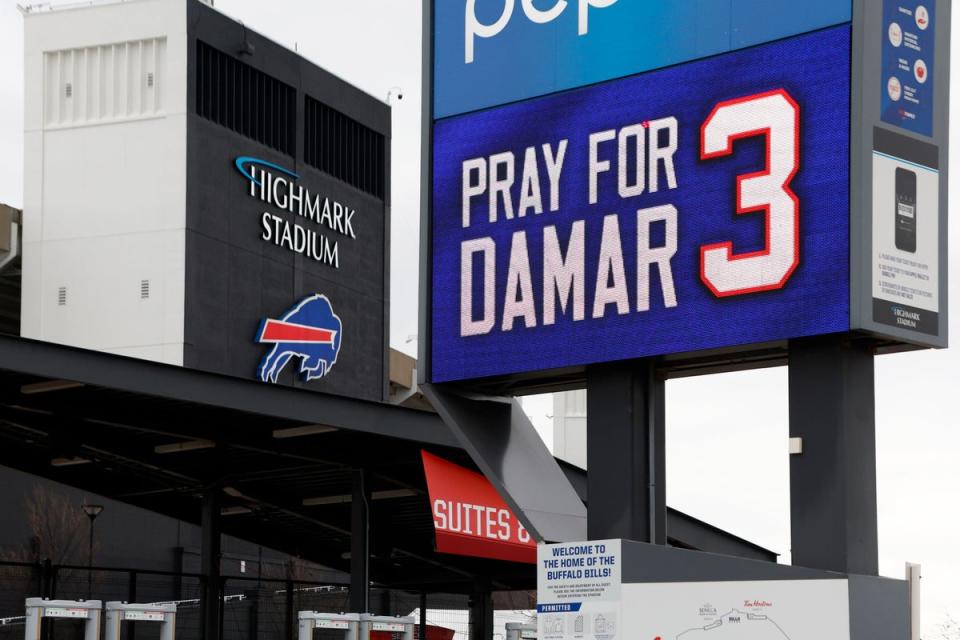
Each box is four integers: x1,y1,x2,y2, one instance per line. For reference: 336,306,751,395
421,384,587,543
350,469,371,613
0,334,456,446
201,488,223,640
468,583,493,640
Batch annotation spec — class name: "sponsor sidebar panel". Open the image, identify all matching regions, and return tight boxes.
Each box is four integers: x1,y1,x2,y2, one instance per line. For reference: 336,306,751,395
871,128,940,334
855,0,948,346
881,1,935,136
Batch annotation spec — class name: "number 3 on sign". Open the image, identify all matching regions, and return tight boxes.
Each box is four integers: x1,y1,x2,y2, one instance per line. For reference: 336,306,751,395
699,89,800,297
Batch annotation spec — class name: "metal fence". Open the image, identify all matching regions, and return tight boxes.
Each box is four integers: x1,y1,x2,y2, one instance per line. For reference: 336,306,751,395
407,609,537,640
0,560,352,640
0,561,492,640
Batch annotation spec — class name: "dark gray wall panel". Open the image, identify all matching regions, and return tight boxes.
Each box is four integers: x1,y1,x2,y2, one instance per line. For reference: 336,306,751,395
184,0,389,402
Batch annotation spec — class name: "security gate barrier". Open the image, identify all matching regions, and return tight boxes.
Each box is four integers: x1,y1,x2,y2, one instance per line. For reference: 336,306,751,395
299,612,361,640
360,614,415,640
24,598,102,640
298,613,415,640
505,622,536,640
105,601,176,640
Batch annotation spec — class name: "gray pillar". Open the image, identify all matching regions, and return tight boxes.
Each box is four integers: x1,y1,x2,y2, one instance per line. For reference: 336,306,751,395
468,585,493,640
350,468,370,613
419,592,427,640
789,335,878,575
586,360,666,543
285,578,294,640
201,488,222,640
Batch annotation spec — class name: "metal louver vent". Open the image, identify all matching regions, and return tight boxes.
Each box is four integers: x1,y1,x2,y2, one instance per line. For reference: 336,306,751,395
146,72,154,88
64,83,72,98
57,287,66,306
304,95,386,199
195,40,296,156
140,279,150,299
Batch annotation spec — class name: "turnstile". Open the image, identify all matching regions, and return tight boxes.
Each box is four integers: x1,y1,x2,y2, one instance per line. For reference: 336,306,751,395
105,601,177,640
299,612,361,640
360,614,415,640
24,598,102,640
505,622,537,640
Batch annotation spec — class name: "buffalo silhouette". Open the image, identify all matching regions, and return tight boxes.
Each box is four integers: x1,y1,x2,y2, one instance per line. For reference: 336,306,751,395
256,294,342,383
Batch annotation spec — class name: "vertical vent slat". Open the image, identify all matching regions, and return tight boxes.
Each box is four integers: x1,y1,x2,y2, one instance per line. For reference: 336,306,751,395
196,42,204,117
258,71,265,147
273,79,280,150
241,64,249,138
204,42,212,119
230,57,236,133
268,78,275,150
321,103,328,174
304,98,312,166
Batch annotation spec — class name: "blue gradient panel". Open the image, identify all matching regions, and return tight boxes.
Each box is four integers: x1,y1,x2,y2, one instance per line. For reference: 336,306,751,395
434,0,852,118
431,26,851,383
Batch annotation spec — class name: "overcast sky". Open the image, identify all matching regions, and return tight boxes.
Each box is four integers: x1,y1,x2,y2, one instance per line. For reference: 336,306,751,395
1,0,958,635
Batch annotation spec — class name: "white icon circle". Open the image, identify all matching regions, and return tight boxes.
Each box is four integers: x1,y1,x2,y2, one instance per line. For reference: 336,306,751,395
914,59,928,84
888,76,902,101
889,22,903,47
915,5,929,30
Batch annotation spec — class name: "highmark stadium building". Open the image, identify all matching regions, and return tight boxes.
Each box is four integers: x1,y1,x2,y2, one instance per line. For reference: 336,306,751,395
0,2,785,640
21,0,390,400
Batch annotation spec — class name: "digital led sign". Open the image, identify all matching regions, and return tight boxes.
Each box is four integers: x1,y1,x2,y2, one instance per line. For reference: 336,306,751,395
430,26,851,383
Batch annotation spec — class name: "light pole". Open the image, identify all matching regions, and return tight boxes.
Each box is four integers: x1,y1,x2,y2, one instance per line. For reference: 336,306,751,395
81,504,104,599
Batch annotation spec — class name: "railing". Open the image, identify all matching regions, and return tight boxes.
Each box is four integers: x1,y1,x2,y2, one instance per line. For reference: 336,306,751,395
0,559,353,640
0,560,482,640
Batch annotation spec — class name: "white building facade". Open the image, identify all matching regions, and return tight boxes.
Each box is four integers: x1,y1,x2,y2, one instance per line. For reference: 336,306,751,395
22,0,189,364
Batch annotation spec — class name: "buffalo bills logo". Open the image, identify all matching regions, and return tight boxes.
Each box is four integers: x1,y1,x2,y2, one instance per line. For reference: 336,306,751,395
256,294,342,383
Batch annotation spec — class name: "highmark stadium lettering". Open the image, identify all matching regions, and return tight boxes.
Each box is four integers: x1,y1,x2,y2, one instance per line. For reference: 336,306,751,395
235,156,356,268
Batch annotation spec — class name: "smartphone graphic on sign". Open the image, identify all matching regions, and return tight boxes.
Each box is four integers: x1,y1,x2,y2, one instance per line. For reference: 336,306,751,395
895,167,917,252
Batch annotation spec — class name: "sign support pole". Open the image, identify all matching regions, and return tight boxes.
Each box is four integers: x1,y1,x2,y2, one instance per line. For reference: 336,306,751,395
586,360,666,543
350,468,371,613
418,592,427,640
200,487,222,640
468,582,493,640
788,335,878,575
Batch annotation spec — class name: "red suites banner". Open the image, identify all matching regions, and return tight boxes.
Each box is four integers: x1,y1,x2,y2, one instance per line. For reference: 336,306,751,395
421,450,536,563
